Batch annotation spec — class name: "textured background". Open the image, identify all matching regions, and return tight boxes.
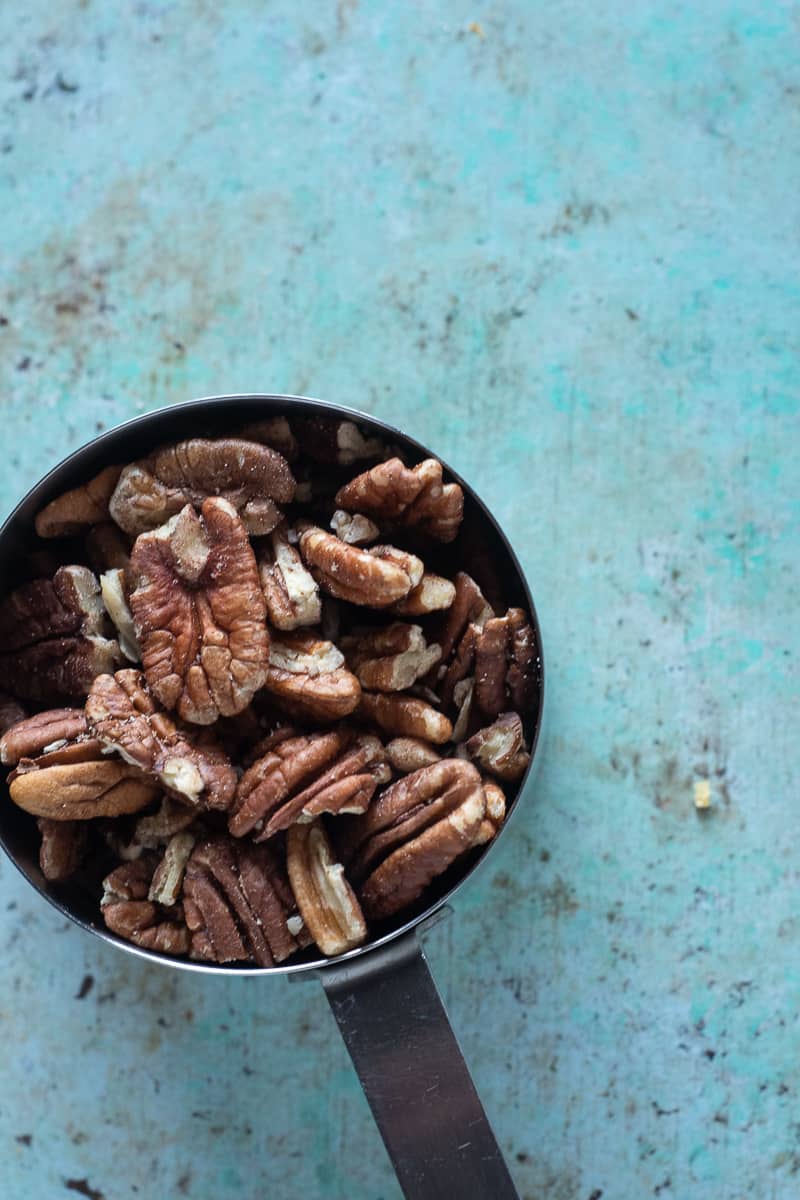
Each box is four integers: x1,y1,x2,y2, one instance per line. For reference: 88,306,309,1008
1,3,798,1198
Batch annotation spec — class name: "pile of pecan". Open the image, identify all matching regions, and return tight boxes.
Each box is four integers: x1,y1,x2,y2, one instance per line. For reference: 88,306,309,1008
0,416,538,965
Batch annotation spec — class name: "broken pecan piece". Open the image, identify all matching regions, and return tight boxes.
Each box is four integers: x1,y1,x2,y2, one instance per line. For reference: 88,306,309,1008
237,416,299,461
183,837,298,965
286,821,366,956
335,457,464,542
258,523,321,630
129,499,268,724
85,670,236,811
343,760,485,920
438,572,495,662
102,858,190,956
474,779,507,846
100,569,140,662
388,573,456,617
342,623,441,692
465,712,530,782
109,437,296,536
37,818,89,881
359,692,452,744
297,523,423,608
385,737,441,774
264,632,361,721
148,830,197,906
35,465,123,538
330,510,380,546
474,609,537,719
294,417,383,465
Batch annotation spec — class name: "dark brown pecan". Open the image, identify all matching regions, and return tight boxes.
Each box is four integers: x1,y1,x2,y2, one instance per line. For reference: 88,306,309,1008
100,568,140,662
341,759,485,920
297,522,423,608
85,521,132,574
129,499,268,724
183,837,298,965
286,821,366,956
85,670,237,810
465,712,530,782
0,693,26,738
35,465,123,538
102,858,190,956
342,623,441,692
37,818,89,881
231,729,386,841
109,437,296,536
0,566,120,701
438,572,495,662
294,417,383,465
439,623,479,710
264,631,361,721
385,737,441,774
388,573,456,616
335,457,464,542
474,609,537,719
474,779,507,846
329,510,380,546
237,416,299,461
258,523,321,630
359,692,452,744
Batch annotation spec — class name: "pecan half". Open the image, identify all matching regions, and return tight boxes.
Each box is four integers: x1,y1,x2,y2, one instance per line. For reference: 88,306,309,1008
330,510,380,546
129,499,268,724
465,712,530,782
102,858,190,955
37,818,89,881
264,631,361,721
335,458,464,542
342,623,441,692
183,837,298,965
100,569,140,662
237,416,299,461
231,729,385,841
258,523,321,630
10,758,159,820
0,708,90,766
389,573,456,616
297,523,423,608
85,522,131,574
385,737,441,774
85,670,237,810
474,609,538,719
286,821,366,956
109,437,296,536
35,465,123,538
294,417,383,465
438,572,495,662
343,760,485,920
359,692,452,744
0,566,120,701
474,779,507,846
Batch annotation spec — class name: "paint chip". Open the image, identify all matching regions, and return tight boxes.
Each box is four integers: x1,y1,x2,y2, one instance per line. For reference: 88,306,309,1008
694,780,711,810
468,21,486,38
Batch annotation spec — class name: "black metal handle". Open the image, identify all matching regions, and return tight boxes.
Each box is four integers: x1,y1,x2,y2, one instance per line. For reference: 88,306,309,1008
321,930,520,1200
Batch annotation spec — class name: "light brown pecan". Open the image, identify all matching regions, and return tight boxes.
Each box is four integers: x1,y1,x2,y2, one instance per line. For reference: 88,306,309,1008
129,499,268,724
474,779,507,846
0,566,120,702
85,670,237,810
109,437,296,536
100,569,140,662
237,416,299,461
465,712,530,782
258,524,321,630
451,678,475,742
10,758,159,820
286,821,366,956
385,737,441,774
264,631,361,721
297,523,423,608
37,818,89,881
438,572,495,662
330,510,380,546
102,858,190,956
335,457,464,542
388,573,456,616
183,837,298,965
342,759,485,920
342,623,441,692
35,466,123,538
0,708,90,765
148,830,197,906
231,728,385,841
474,609,538,719
359,692,452,744
294,417,383,465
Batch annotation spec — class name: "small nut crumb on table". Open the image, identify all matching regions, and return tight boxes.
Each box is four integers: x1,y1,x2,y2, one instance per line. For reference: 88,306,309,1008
0,416,540,966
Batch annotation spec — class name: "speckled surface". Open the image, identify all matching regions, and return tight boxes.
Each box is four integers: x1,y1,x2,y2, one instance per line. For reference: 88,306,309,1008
1,3,798,1198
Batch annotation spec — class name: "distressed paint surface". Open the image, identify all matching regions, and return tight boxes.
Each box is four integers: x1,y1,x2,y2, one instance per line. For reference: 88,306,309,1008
0,2,798,1198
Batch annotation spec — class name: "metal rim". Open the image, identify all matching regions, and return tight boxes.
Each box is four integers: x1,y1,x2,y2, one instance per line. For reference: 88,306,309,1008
0,393,545,976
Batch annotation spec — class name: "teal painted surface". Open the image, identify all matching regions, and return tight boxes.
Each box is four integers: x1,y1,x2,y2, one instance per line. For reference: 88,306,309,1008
0,2,798,1197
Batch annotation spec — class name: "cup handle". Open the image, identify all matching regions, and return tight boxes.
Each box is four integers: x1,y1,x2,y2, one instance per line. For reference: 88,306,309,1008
321,929,520,1200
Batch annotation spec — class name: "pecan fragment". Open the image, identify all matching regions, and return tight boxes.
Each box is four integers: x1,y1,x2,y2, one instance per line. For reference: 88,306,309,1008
237,416,299,461
35,465,123,538
258,524,321,630
183,837,298,965
465,712,530,782
389,574,456,616
450,678,475,742
359,692,452,744
129,499,268,724
294,417,383,465
100,569,140,662
438,573,494,662
335,458,464,542
474,609,537,719
342,623,441,692
343,760,485,920
37,818,89,881
102,858,190,955
85,670,236,810
474,779,507,846
330,510,380,546
439,623,479,709
264,631,361,721
109,437,296,536
149,831,197,906
297,523,423,608
286,821,366,956
385,737,441,774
